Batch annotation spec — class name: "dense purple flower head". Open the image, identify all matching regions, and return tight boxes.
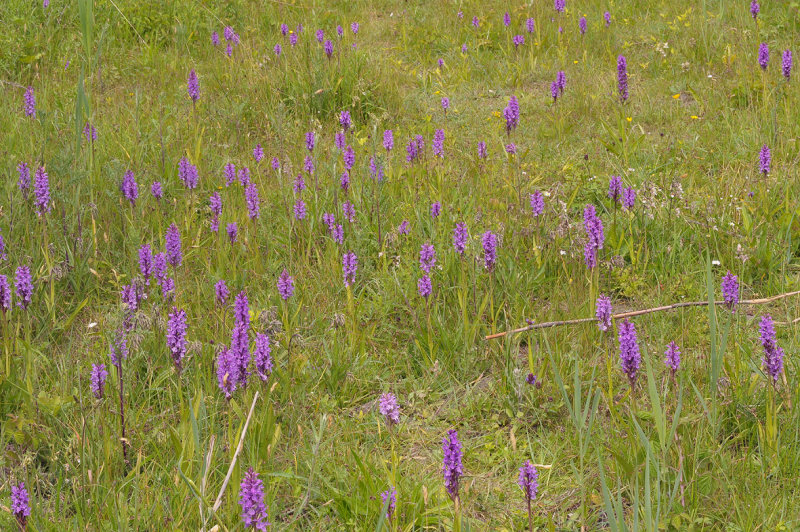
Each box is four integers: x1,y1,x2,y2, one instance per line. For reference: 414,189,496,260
274,43,282,56
430,201,442,218
166,307,188,370
290,33,298,46
109,332,128,366
550,80,560,102
336,25,344,37
151,181,163,199
343,201,356,223
294,198,307,220
437,58,444,68
120,282,141,314
461,43,468,53
280,23,289,36
211,31,220,46
229,322,250,386
419,243,436,273
225,43,233,57
91,363,108,398
245,182,261,219
482,231,498,271
664,341,681,375
617,55,629,102
398,220,410,235
0,275,11,312
322,213,335,231
239,167,250,187
340,171,351,192
505,143,517,155
583,205,604,269
83,122,98,143
254,332,273,381
233,291,250,329
554,0,565,13
379,392,400,425
608,176,623,203
721,271,739,310
34,166,51,215
304,131,316,153
224,26,235,41
453,222,468,254
530,190,545,217
381,486,397,520
604,11,612,26
759,144,771,175
224,163,237,187
351,22,360,34
335,131,346,151
758,43,769,70
750,0,759,19
24,86,36,118
478,141,487,159
343,145,355,170
518,460,539,503
342,251,358,287
215,279,230,306
239,468,270,530
442,429,464,500
11,482,31,524
503,11,511,26
472,16,480,28
596,294,612,331
782,50,792,81
14,265,33,310
503,95,520,134
432,129,445,157
417,274,432,298
18,162,31,197
526,17,535,33
340,110,352,131
441,96,450,112
622,187,636,210
209,192,222,232
0,233,6,261
383,129,394,151
277,269,294,300
217,348,237,398
178,157,199,189
293,174,306,194
513,34,525,48
165,223,182,268
187,69,200,102
251,143,264,163
618,319,641,387
556,71,566,94
759,315,784,383
406,138,419,163
271,157,280,170
153,252,167,284
226,223,238,244
303,155,315,175
120,170,139,206
332,224,344,244
579,16,587,35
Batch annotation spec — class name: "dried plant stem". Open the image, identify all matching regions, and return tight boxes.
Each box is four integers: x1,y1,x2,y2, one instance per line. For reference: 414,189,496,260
212,391,260,513
485,290,800,340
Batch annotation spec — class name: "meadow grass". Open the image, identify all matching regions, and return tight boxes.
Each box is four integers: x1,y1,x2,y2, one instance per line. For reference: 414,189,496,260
1,0,799,530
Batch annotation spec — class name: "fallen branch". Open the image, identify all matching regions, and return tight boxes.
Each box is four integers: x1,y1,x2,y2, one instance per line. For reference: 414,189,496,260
212,391,260,513
485,290,800,340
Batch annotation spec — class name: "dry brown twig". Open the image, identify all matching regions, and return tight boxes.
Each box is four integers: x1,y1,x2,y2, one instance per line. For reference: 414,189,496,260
486,290,800,340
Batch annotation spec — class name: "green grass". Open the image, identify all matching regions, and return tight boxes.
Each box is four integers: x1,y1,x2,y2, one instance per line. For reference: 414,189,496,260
1,0,800,530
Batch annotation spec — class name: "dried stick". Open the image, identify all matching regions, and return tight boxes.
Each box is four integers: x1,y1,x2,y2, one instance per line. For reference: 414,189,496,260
212,391,260,513
486,290,800,340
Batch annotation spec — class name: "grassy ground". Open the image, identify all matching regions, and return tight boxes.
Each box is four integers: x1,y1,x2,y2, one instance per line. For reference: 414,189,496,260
1,0,800,530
